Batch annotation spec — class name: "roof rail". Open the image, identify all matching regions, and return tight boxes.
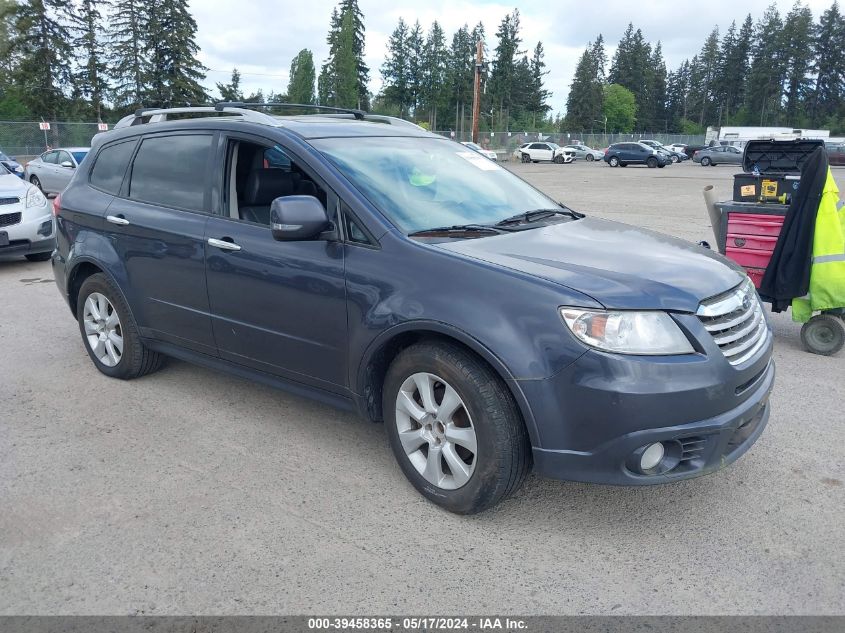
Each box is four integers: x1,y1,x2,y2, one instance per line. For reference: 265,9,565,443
114,105,281,129
216,102,367,120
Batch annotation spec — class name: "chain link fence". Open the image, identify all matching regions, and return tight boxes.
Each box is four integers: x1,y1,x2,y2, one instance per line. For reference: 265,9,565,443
434,130,707,158
0,121,106,161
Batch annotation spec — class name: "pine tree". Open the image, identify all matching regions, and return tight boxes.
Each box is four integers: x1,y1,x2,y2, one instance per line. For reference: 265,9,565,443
337,0,369,109
525,41,551,127
489,9,522,129
69,0,108,118
381,18,411,115
608,25,653,129
565,39,604,130
407,20,424,115
8,0,74,118
318,7,340,106
216,68,242,102
648,42,668,131
782,1,815,124
745,4,787,125
811,1,845,125
694,26,720,126
445,24,474,131
333,9,358,108
287,49,316,104
421,21,448,127
714,15,753,125
108,0,147,109
145,0,208,107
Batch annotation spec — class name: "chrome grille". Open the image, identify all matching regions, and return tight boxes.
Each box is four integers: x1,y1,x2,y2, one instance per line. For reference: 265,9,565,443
697,278,768,366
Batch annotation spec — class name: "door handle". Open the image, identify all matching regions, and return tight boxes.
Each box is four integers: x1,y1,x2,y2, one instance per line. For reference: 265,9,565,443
207,237,241,252
106,215,130,226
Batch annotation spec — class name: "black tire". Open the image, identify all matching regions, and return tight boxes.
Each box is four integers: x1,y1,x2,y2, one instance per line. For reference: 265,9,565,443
25,252,52,262
608,156,619,167
658,163,666,168
76,273,165,379
620,163,628,167
520,153,530,163
800,314,844,356
646,157,658,168
554,155,564,164
29,175,42,191
383,341,531,514
701,157,711,166
586,154,595,162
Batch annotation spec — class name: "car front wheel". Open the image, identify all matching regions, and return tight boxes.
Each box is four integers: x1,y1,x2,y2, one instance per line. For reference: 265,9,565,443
646,157,658,168
76,273,164,379
586,154,595,162
554,155,564,164
670,155,679,163
520,153,530,163
384,342,531,514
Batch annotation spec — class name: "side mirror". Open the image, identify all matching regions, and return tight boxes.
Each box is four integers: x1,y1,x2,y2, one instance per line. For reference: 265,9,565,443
270,195,331,241
60,161,74,168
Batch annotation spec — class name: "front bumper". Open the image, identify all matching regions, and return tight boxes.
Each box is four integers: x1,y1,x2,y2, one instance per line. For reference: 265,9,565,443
0,203,55,255
521,337,775,485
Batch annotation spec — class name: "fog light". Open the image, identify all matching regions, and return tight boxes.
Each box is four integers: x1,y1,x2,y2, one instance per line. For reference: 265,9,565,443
640,442,665,471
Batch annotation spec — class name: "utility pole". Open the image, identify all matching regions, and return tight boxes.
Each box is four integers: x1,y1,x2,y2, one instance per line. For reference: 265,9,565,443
471,40,483,144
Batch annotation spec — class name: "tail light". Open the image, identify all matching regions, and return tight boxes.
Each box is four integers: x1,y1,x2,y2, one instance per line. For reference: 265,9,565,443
52,193,62,217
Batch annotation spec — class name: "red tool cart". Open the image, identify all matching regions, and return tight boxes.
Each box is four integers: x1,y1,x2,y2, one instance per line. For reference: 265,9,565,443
705,139,845,355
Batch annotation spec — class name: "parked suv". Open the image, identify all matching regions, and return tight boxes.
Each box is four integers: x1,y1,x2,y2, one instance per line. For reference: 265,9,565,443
604,142,672,168
52,105,774,514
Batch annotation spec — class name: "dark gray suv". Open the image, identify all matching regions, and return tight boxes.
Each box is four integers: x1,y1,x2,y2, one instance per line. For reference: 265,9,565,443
51,104,774,514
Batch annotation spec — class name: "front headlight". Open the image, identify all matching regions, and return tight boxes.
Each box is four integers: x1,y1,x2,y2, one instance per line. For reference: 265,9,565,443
26,186,47,208
559,308,694,355
14,165,23,173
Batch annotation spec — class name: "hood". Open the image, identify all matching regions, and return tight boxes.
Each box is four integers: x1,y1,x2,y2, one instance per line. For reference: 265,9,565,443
0,173,30,195
436,217,746,312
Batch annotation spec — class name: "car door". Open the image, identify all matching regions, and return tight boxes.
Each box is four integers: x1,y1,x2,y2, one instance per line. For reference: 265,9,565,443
55,150,76,192
104,131,217,356
203,134,348,393
33,151,57,190
725,146,743,164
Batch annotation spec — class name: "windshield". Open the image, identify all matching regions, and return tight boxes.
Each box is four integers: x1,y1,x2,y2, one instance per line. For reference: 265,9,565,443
463,142,481,150
0,151,9,161
72,151,88,164
0,162,9,175
313,136,560,233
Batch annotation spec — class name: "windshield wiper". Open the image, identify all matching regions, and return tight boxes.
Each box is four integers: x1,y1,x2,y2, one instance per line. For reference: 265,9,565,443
407,224,508,237
494,207,584,227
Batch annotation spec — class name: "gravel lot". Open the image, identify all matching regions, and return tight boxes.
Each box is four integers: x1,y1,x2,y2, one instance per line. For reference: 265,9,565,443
1,161,843,615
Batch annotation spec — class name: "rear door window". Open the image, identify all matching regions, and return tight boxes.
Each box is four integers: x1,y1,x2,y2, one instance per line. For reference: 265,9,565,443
128,134,213,212
90,140,137,195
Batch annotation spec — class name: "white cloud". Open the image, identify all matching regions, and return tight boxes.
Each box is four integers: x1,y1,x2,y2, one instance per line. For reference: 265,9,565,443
190,0,834,121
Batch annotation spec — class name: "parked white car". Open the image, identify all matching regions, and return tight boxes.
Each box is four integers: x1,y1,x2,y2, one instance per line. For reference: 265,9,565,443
25,147,89,195
515,142,575,164
461,141,498,161
0,161,54,261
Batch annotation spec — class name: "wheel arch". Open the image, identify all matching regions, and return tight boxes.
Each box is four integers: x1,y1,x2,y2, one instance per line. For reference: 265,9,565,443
355,322,541,447
67,259,127,318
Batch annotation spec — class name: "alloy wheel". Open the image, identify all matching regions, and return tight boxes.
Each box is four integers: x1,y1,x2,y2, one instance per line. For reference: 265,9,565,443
83,292,123,367
394,372,477,490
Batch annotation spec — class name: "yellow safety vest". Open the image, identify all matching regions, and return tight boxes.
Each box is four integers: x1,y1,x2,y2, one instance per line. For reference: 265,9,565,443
792,168,845,322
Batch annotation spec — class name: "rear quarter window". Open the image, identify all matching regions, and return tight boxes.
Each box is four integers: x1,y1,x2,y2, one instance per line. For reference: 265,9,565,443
128,134,213,212
90,140,137,195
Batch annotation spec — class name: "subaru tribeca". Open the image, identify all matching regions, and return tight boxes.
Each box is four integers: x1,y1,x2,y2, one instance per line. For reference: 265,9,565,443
51,105,774,514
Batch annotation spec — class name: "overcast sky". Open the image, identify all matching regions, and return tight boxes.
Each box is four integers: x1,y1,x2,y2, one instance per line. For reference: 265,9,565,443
190,0,834,121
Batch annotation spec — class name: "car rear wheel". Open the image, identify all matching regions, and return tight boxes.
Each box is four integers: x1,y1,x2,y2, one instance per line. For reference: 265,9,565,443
586,154,595,162
384,342,531,514
646,157,658,168
29,175,42,191
608,156,619,167
701,157,711,166
76,273,165,379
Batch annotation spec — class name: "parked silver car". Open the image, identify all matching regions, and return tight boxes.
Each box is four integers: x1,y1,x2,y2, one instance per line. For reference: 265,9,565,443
693,145,743,167
561,144,605,162
0,161,54,261
25,147,89,194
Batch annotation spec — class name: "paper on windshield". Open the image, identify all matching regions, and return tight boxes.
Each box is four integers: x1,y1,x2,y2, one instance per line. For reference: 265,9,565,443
456,151,499,171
